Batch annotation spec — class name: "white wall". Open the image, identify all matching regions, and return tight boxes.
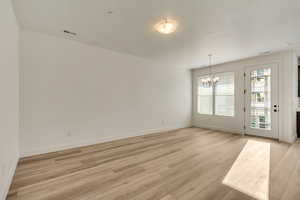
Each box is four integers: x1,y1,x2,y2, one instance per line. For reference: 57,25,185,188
20,30,191,157
0,0,19,199
192,50,298,143
283,51,298,143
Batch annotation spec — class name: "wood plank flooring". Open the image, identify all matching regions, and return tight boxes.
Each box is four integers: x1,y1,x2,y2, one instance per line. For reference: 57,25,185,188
6,128,300,200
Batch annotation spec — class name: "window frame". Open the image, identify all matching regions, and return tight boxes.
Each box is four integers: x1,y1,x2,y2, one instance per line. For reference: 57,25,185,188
196,71,235,117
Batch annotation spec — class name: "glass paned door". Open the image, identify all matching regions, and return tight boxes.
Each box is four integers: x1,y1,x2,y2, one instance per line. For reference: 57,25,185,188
250,68,271,130
244,64,278,139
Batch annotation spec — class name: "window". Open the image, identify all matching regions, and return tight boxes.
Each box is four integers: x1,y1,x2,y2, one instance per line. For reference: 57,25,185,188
197,72,235,116
215,72,235,116
197,75,213,114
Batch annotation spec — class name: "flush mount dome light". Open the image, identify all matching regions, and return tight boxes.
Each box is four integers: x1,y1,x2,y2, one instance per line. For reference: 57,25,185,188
154,19,178,34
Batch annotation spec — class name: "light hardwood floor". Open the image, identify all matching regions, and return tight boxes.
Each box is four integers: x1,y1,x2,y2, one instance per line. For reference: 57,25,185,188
7,128,300,200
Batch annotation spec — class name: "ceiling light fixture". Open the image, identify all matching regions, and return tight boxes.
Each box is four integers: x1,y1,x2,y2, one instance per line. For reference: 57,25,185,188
154,18,178,34
201,54,219,88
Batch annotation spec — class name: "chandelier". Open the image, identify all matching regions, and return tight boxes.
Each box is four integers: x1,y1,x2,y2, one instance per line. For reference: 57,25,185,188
201,54,219,87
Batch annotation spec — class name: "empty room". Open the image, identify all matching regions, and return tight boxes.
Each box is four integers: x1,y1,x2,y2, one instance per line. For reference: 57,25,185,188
2,0,300,199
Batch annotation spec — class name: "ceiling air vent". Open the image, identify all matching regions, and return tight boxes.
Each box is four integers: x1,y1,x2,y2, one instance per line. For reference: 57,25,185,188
63,30,77,36
259,51,272,56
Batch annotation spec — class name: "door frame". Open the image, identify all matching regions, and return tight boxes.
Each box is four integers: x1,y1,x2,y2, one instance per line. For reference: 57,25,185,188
243,62,279,139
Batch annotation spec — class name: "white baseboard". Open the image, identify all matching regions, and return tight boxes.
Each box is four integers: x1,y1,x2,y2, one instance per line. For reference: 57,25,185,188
21,124,191,158
1,157,18,200
287,133,298,143
193,125,243,135
294,134,298,142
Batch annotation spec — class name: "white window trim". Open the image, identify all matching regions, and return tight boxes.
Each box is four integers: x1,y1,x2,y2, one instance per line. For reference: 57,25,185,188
197,72,235,117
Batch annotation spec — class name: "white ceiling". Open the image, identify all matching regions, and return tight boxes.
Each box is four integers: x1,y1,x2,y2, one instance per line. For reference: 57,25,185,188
13,0,300,68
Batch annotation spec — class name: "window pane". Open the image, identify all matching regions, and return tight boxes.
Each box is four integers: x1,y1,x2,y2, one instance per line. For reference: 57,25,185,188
250,68,271,130
198,95,213,114
197,76,213,114
215,72,235,116
215,95,234,116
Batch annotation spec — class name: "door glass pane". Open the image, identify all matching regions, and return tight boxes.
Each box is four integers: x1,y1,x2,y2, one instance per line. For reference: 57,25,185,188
250,68,271,130
215,72,235,116
197,76,213,114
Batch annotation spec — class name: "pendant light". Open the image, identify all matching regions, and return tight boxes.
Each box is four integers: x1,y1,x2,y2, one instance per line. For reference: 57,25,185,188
201,54,219,87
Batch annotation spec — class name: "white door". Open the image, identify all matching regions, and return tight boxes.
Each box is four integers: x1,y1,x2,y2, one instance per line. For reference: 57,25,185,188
244,63,279,139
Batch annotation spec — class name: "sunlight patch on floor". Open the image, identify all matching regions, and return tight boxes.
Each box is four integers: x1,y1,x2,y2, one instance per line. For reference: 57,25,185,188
223,140,270,200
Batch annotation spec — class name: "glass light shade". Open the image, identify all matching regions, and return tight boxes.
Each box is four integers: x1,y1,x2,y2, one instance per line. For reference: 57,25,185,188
201,77,212,87
213,76,220,83
154,19,178,34
201,75,220,87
